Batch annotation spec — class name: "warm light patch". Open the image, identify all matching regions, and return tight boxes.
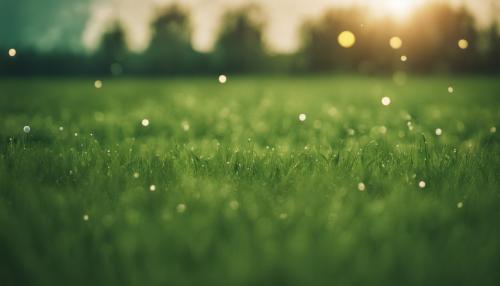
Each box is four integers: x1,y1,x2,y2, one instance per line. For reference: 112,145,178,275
338,31,356,48
390,37,403,50
400,55,407,62
8,48,16,57
382,0,422,20
458,39,469,50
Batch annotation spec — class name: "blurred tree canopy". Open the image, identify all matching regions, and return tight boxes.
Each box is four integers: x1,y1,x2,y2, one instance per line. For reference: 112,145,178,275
144,5,200,74
300,8,375,72
1,2,500,75
94,23,128,75
213,5,267,73
486,22,500,73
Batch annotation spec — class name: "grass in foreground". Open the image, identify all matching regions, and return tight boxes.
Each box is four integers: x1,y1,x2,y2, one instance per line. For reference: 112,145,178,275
1,75,500,285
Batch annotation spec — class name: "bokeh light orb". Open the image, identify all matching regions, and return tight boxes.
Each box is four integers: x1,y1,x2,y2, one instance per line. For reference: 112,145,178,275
338,31,356,48
94,80,103,89
389,37,403,49
400,55,408,62
8,48,17,57
299,113,307,122
358,182,366,192
458,39,469,50
419,181,426,189
177,203,186,213
141,119,150,127
381,97,391,106
23,126,31,133
218,75,227,84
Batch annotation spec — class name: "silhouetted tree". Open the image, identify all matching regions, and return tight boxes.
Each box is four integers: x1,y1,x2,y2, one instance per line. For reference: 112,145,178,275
214,5,267,73
145,5,199,74
486,22,500,72
95,23,128,75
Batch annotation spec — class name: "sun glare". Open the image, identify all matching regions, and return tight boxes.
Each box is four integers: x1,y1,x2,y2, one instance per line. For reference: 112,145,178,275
382,0,422,20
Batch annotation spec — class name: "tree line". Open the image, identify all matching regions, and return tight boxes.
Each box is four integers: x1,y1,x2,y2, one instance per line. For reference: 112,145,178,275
1,3,500,76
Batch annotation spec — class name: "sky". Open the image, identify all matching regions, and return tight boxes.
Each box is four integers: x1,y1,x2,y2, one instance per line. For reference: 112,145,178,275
1,0,499,53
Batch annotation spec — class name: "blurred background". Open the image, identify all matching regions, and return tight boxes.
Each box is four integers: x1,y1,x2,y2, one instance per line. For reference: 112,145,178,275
1,0,500,76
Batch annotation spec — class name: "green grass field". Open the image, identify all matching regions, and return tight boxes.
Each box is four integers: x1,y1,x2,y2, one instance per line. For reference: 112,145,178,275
1,75,500,285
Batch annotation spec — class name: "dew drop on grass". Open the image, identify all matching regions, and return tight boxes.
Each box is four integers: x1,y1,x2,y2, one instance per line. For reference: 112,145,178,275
358,182,366,192
381,97,391,106
8,48,17,57
419,181,426,189
94,80,103,89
